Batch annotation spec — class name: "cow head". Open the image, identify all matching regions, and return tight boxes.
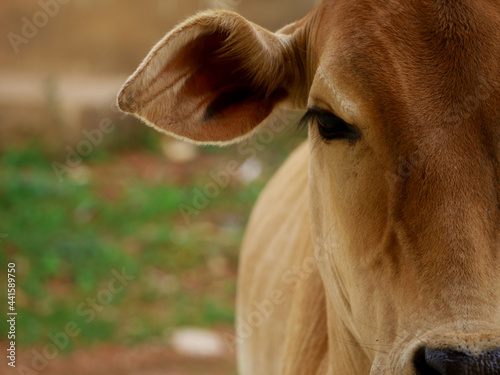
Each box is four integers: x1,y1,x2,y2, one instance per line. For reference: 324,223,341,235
118,1,500,373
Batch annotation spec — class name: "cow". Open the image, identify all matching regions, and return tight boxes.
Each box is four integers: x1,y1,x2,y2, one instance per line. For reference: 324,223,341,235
117,0,500,374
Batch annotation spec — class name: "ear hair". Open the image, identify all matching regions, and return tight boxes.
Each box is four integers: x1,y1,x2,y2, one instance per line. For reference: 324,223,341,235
119,11,293,112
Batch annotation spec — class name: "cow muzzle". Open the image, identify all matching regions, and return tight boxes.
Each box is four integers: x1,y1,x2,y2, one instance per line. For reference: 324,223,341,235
413,347,500,375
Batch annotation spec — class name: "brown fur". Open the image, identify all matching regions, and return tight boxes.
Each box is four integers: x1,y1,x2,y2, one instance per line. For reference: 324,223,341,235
119,1,500,374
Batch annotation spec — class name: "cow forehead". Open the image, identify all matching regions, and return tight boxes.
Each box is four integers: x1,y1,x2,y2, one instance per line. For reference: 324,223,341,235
311,0,500,142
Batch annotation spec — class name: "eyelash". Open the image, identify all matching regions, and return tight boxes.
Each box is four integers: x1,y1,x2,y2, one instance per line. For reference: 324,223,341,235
298,108,361,142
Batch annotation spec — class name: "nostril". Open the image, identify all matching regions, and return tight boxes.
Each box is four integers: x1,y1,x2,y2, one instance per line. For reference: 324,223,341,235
413,347,500,375
413,348,441,375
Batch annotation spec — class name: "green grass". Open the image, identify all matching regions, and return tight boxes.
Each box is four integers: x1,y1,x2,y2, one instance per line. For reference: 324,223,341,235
0,125,306,348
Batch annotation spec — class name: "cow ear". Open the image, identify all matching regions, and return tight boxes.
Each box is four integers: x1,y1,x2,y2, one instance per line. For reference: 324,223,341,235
117,11,307,144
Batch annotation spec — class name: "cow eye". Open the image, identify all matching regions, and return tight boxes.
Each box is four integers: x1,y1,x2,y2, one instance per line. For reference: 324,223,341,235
300,107,361,142
316,111,360,141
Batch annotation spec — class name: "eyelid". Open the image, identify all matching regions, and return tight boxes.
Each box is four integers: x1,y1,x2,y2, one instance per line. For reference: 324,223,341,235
307,106,335,117
298,106,362,141
297,106,335,129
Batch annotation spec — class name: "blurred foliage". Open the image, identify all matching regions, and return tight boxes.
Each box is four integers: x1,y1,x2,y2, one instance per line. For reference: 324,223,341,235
0,122,306,348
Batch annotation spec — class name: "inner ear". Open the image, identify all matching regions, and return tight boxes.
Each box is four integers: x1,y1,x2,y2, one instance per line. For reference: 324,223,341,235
163,30,288,126
203,87,259,121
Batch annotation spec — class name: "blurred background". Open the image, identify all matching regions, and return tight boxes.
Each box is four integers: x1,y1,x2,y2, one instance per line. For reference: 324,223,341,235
0,1,315,374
